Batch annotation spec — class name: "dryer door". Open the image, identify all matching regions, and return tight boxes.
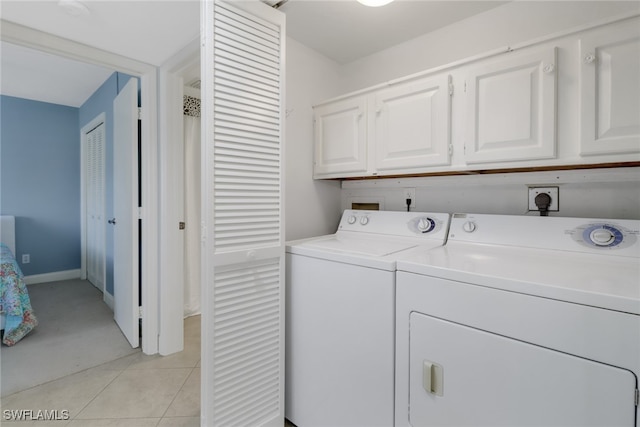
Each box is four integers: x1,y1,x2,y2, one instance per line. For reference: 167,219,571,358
409,312,637,426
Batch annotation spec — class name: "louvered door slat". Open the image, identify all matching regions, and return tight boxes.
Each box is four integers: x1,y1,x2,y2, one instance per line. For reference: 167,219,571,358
203,1,285,426
216,105,280,126
215,3,279,40
215,47,279,76
216,69,279,98
215,127,279,145
215,28,279,63
216,141,279,155
214,81,279,107
215,19,279,49
215,113,280,134
214,20,279,54
215,93,279,116
215,57,279,89
215,63,280,93
214,150,278,165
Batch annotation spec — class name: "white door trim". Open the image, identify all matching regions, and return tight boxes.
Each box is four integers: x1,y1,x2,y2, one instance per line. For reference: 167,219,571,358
80,112,106,291
1,21,160,355
157,38,199,355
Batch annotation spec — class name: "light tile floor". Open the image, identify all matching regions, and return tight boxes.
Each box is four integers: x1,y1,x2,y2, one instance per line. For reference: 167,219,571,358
1,316,202,427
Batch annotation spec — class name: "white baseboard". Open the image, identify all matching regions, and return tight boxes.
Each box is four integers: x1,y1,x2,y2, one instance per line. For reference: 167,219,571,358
24,269,82,285
103,291,114,311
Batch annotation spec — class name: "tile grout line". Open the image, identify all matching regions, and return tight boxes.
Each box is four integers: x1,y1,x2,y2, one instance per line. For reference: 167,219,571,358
67,362,131,422
158,365,198,421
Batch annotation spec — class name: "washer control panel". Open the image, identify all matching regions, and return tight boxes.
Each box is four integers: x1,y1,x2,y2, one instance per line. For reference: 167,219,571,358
338,210,450,239
410,216,442,234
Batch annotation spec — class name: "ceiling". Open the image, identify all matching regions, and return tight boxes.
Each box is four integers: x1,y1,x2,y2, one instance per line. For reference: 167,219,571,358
0,0,506,107
280,0,506,64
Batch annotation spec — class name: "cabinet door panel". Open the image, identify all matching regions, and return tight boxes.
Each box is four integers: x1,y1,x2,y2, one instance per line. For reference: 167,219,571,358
465,48,557,164
580,23,640,155
313,97,367,177
374,75,451,172
409,312,636,426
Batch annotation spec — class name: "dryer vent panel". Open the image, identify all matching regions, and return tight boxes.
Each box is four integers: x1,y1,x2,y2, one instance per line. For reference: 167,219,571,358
352,202,380,210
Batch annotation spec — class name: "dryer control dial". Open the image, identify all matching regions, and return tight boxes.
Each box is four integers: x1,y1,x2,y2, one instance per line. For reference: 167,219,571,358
347,215,357,225
417,217,436,233
590,228,616,246
359,216,369,226
462,221,477,233
582,224,624,248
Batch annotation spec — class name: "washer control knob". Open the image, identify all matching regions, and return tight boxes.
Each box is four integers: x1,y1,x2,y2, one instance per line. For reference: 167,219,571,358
590,228,615,246
462,221,477,233
360,216,369,226
417,217,435,233
347,215,357,225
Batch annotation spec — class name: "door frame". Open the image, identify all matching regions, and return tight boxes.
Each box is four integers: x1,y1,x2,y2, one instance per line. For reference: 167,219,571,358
157,38,199,355
1,21,160,354
80,112,107,295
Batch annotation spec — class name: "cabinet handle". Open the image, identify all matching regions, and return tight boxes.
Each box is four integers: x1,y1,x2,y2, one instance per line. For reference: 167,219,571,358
584,53,596,64
543,63,555,74
423,360,444,396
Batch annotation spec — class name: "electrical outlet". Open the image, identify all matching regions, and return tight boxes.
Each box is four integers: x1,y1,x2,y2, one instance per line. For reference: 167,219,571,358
404,188,416,206
528,187,559,211
22,254,30,264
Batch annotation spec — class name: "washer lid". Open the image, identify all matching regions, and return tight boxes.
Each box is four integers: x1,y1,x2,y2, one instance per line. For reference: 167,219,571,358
287,234,445,271
302,234,420,257
397,242,640,314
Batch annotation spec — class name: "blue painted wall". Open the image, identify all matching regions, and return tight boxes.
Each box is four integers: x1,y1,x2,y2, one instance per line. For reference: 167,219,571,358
0,95,81,276
79,72,135,296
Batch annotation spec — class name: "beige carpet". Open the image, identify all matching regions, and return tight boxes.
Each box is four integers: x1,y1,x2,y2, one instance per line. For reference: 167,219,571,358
1,279,139,396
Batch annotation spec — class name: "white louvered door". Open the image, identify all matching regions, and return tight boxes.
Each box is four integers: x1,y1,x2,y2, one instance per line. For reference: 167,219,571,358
86,123,106,292
201,2,285,426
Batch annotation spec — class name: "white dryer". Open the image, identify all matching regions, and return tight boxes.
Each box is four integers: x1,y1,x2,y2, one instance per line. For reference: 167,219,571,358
395,213,640,426
286,209,450,427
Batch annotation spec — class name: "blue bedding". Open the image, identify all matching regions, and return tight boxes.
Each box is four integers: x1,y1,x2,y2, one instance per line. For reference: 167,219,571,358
1,243,37,345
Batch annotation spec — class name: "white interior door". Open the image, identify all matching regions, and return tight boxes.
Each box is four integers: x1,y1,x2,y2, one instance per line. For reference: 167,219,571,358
201,1,285,425
113,78,140,348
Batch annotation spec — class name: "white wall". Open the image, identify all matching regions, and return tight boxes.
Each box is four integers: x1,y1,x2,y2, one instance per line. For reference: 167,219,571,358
285,37,345,240
341,1,640,92
341,168,640,220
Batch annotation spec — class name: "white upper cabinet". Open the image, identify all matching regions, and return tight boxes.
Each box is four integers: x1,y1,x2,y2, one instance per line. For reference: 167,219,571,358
313,96,367,178
579,21,640,156
373,75,452,172
312,16,639,180
464,47,557,164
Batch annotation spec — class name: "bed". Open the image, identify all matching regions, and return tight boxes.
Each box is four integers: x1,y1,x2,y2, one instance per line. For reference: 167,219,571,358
1,215,37,345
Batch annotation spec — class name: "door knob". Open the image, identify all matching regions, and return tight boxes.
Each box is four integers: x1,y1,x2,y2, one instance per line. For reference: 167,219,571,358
108,218,117,225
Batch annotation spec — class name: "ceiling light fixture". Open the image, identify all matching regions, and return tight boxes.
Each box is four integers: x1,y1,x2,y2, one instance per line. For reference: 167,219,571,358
357,0,394,7
57,0,90,17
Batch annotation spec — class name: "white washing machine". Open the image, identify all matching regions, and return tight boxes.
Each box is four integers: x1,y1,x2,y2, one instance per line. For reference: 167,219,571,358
395,213,640,426
286,209,450,427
